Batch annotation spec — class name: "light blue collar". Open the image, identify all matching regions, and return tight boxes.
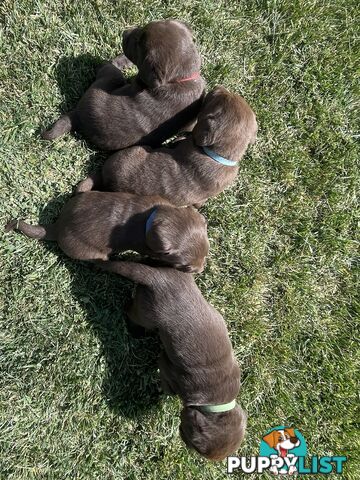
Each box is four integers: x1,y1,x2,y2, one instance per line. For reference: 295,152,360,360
202,146,237,166
145,208,157,233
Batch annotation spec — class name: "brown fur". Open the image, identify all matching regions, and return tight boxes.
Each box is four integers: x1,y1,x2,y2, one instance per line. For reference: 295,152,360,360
76,86,257,207
5,193,209,273
42,20,205,150
95,260,247,460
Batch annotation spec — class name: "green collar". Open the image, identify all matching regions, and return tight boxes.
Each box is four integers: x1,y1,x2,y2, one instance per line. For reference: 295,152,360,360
195,400,236,413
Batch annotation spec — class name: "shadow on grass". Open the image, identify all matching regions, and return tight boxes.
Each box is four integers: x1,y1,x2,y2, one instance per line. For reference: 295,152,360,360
32,54,165,418
55,54,103,112
37,53,102,137
36,194,162,420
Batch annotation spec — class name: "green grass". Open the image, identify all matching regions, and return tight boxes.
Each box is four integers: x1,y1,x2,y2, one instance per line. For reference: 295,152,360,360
0,0,359,478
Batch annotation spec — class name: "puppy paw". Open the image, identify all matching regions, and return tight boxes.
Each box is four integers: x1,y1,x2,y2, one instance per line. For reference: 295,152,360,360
112,54,133,70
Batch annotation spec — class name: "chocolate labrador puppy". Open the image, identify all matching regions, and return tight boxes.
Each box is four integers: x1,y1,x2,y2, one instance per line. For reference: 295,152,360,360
42,20,205,150
94,260,247,460
76,86,257,207
5,193,208,272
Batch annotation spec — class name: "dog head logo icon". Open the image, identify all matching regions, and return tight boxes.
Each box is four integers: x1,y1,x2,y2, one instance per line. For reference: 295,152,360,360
260,426,307,475
263,428,300,458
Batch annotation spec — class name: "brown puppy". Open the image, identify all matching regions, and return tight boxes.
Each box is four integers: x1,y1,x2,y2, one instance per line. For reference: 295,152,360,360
42,20,205,150
95,260,247,460
5,193,208,273
76,86,257,207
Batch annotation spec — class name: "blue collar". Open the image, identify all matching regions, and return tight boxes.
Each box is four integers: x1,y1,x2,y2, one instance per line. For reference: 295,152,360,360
145,208,157,233
202,146,237,166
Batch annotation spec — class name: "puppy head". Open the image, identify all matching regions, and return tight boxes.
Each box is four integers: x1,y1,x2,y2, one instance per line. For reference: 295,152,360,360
145,205,208,273
192,86,258,156
122,19,201,88
180,405,247,460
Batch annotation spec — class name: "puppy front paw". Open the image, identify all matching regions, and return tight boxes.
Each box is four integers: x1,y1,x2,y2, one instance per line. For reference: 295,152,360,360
112,54,133,70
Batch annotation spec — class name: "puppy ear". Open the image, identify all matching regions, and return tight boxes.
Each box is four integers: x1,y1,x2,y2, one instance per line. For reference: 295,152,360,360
193,116,218,146
249,122,258,145
285,428,296,438
180,408,208,455
145,218,174,255
249,134,257,145
138,51,163,88
146,229,171,254
181,406,247,460
262,430,279,449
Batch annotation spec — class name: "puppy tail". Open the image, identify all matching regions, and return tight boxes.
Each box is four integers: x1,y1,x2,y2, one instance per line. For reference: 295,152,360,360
95,261,161,287
41,112,73,140
5,219,56,241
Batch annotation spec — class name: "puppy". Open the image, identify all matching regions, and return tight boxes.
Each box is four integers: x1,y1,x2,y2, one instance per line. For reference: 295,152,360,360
95,260,247,460
5,193,208,273
76,86,257,207
42,20,205,150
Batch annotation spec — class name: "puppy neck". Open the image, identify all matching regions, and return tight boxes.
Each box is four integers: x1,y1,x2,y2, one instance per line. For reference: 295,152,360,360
118,208,155,253
210,138,244,163
174,72,201,83
180,358,241,407
145,208,157,233
188,400,237,413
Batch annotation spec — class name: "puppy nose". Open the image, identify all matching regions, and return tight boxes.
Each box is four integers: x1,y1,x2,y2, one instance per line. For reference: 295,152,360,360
290,436,298,444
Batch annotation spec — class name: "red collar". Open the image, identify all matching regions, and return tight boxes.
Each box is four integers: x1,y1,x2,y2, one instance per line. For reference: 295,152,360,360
175,72,201,83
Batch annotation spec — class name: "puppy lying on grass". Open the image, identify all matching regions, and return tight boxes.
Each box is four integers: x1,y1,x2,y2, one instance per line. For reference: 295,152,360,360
42,20,205,150
5,193,208,273
94,260,247,460
77,86,257,207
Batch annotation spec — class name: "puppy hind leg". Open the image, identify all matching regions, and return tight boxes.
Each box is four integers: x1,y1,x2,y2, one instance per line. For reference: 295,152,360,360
41,112,74,140
76,171,103,193
95,64,128,90
5,219,56,241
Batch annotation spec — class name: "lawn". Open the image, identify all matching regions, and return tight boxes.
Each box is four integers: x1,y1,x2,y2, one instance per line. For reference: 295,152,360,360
0,0,358,478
